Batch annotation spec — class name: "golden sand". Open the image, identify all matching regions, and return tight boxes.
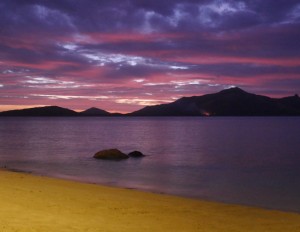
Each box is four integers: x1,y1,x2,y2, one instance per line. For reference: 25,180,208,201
0,170,300,232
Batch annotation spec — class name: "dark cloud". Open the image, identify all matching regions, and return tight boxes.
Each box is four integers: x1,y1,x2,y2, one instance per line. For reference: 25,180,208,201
245,0,300,22
0,1,74,36
0,0,299,36
103,64,163,79
75,22,300,60
191,63,300,77
0,0,300,111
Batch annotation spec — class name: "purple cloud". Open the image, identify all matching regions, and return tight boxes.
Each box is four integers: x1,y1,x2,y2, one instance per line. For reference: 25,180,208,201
0,0,300,112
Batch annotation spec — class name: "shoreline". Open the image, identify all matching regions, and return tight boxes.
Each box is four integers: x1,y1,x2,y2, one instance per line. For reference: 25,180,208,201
3,167,300,215
1,169,300,231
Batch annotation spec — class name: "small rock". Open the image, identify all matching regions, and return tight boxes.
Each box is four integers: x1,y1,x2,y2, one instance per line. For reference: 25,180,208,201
128,151,145,158
93,149,129,160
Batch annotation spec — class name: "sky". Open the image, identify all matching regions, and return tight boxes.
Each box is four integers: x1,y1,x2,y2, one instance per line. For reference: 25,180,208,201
0,0,300,113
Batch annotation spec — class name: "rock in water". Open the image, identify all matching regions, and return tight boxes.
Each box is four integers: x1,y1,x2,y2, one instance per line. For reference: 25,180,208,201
128,151,145,158
93,149,129,160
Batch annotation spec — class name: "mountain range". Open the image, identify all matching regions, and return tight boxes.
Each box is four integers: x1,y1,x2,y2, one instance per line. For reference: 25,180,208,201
1,88,300,117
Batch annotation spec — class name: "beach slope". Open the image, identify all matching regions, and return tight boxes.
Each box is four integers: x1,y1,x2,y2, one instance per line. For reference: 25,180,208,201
0,170,299,232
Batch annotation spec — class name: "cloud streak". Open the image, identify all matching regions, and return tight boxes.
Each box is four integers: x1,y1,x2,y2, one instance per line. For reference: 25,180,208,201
0,0,300,112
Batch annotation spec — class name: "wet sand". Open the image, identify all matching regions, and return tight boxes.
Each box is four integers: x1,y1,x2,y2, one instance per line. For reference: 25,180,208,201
0,170,300,231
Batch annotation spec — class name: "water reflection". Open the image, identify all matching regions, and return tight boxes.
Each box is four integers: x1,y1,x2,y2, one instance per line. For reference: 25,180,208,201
1,117,300,212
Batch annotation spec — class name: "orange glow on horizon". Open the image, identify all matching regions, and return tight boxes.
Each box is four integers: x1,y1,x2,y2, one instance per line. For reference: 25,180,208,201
0,105,48,112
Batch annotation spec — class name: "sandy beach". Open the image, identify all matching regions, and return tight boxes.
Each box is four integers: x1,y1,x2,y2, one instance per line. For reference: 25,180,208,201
0,170,299,232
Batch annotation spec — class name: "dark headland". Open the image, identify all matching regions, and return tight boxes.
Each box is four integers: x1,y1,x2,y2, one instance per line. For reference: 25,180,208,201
1,88,300,117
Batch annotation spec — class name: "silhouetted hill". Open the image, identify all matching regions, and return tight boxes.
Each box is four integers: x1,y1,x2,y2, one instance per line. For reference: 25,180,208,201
277,94,300,111
0,106,78,117
1,88,300,116
129,88,300,116
79,107,111,116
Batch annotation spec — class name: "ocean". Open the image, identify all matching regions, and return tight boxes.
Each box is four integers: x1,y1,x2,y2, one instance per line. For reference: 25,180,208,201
1,117,300,212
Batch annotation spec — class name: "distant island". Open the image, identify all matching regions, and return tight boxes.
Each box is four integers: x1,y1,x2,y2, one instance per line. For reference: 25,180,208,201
1,88,300,117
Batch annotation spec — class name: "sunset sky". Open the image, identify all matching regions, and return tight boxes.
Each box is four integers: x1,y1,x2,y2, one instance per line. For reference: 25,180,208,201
0,0,300,113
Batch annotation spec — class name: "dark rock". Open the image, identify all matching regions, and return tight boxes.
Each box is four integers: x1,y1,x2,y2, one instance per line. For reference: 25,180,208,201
93,149,129,160
128,151,145,158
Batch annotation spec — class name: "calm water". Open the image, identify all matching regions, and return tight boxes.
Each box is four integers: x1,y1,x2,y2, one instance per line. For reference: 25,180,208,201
1,117,300,212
